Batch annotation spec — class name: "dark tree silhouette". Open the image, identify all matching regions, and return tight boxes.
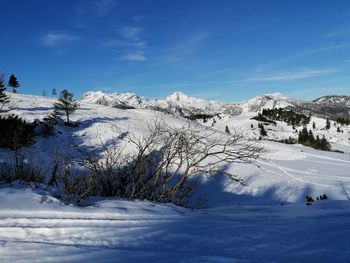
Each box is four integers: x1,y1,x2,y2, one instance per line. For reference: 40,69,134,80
54,89,79,124
52,88,57,96
259,123,267,136
0,75,10,110
8,74,20,93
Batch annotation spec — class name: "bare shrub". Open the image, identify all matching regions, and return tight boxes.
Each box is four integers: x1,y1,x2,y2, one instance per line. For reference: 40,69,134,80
0,151,45,187
65,121,262,206
120,121,262,206
1,120,262,207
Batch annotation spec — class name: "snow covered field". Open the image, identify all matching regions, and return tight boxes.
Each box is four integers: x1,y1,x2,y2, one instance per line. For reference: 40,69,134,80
1,187,350,263
0,93,350,262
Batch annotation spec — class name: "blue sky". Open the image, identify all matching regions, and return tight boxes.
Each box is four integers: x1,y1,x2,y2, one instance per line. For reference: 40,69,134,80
0,0,349,101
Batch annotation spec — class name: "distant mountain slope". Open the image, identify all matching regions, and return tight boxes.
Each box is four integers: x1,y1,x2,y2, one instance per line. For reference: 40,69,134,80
313,95,350,105
81,91,299,116
81,91,350,119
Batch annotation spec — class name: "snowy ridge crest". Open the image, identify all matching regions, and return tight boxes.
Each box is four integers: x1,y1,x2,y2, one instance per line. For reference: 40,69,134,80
81,91,350,119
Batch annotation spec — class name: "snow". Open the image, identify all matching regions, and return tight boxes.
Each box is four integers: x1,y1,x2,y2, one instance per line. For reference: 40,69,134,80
0,187,349,262
313,95,350,107
2,92,350,205
80,90,301,116
1,92,350,262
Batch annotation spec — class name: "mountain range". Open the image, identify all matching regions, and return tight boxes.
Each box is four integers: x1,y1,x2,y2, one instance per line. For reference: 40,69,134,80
81,91,350,119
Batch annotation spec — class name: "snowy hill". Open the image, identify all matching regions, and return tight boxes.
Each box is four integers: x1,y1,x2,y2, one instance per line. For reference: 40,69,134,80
2,92,350,204
1,92,350,262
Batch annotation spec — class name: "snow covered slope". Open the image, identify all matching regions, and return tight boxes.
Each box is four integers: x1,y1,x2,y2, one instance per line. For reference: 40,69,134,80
1,92,350,262
313,95,350,107
1,187,350,263
2,92,350,205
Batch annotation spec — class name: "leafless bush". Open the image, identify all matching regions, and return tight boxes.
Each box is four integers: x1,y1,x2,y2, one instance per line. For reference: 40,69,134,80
120,121,262,206
0,120,262,207
0,151,45,187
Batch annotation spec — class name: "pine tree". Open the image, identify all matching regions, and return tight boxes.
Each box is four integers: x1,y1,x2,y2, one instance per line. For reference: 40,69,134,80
325,118,331,130
52,88,57,96
0,75,10,110
8,74,20,93
312,121,316,129
225,126,230,134
308,129,315,144
337,126,341,133
54,89,79,124
259,124,267,136
320,135,331,151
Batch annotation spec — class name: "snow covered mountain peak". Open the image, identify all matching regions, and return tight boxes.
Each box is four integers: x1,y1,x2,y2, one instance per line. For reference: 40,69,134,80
165,91,189,102
81,91,148,109
162,91,217,109
81,90,350,119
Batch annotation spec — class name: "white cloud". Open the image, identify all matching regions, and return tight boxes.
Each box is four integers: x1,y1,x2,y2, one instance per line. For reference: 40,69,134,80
102,26,146,63
118,26,142,40
248,69,336,82
40,33,80,47
120,52,147,62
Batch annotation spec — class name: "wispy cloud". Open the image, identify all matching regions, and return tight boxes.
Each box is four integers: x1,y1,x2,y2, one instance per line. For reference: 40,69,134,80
102,39,146,48
72,0,116,27
120,51,146,62
323,26,350,39
251,44,349,73
102,26,147,62
293,44,350,58
118,26,142,40
154,31,214,65
133,16,145,21
40,33,80,47
95,0,116,16
248,68,336,82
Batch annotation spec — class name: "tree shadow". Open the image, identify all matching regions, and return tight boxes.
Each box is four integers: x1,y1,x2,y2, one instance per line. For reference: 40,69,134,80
339,181,350,200
17,106,54,111
191,165,318,207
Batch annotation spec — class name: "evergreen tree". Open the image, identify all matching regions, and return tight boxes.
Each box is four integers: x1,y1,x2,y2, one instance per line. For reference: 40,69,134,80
53,89,79,124
8,74,20,93
320,135,331,151
298,127,309,143
259,124,267,136
308,129,315,144
337,126,341,133
225,126,230,134
0,75,10,110
52,88,57,96
312,121,316,129
325,118,331,130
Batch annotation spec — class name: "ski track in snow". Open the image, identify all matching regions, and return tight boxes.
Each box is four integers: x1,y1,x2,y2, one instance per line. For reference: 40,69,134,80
1,189,350,263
